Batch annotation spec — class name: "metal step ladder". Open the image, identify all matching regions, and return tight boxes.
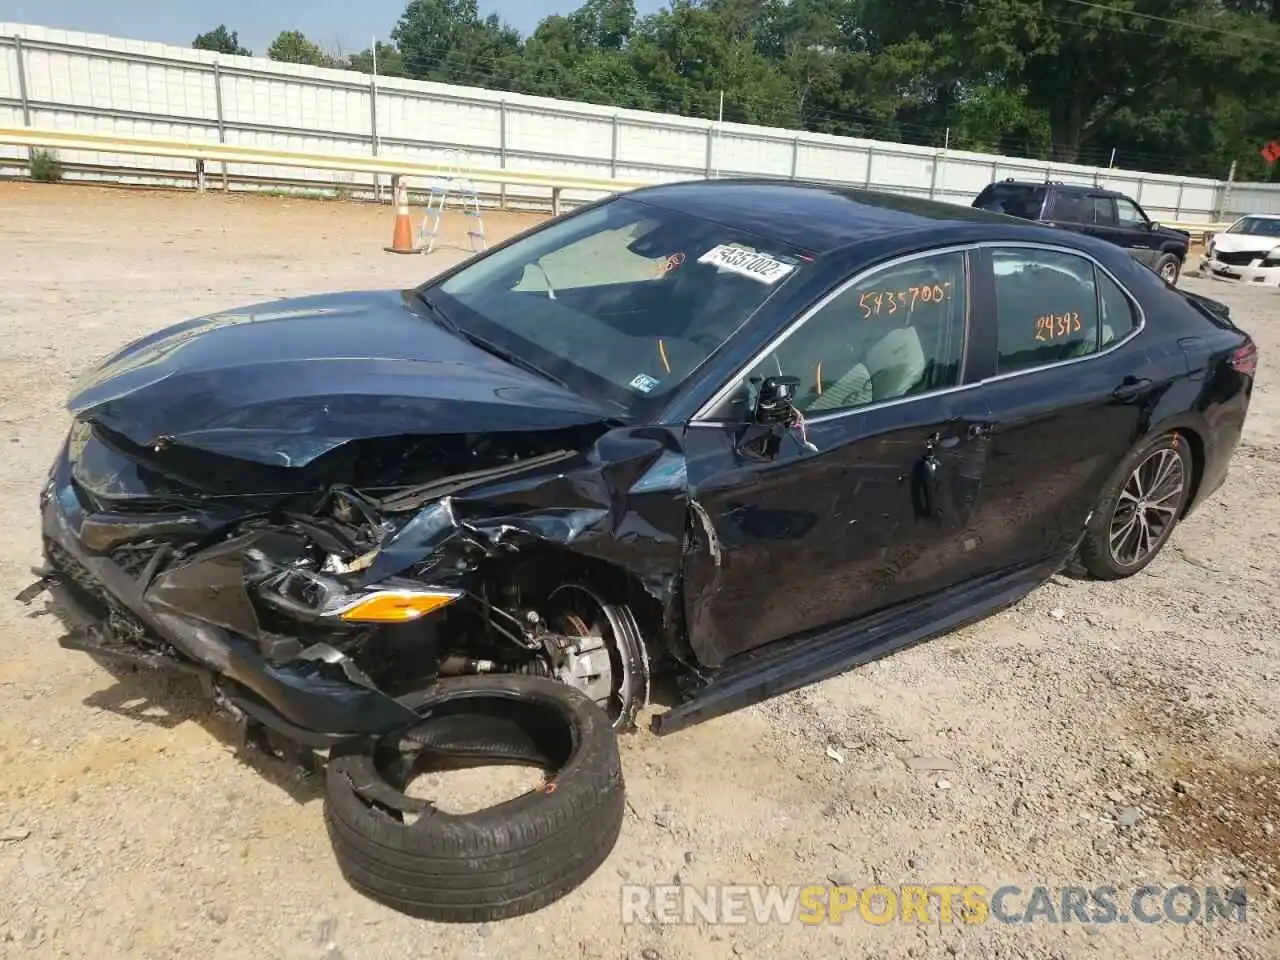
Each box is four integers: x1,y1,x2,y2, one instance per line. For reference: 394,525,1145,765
418,150,487,255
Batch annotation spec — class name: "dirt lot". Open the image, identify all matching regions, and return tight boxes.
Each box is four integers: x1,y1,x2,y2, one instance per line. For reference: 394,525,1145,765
0,182,1277,960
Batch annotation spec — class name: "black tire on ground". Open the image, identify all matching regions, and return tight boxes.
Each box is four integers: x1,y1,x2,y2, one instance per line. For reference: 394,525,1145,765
1077,431,1194,580
323,674,626,923
1154,252,1181,285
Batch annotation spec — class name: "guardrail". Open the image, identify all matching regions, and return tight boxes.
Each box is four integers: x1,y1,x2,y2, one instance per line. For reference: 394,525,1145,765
0,125,1236,237
1165,221,1231,243
0,126,651,215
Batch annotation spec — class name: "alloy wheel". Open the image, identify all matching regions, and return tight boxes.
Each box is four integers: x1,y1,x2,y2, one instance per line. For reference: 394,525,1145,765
1159,260,1178,283
1108,447,1186,567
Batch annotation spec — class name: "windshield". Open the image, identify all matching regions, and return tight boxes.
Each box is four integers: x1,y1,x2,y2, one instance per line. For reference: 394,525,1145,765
1226,216,1280,237
425,196,807,415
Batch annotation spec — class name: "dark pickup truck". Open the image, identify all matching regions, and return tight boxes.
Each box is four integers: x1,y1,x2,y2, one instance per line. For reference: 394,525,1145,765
973,179,1191,284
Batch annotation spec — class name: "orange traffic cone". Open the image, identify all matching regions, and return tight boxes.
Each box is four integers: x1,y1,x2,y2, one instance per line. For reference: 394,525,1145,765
385,175,422,254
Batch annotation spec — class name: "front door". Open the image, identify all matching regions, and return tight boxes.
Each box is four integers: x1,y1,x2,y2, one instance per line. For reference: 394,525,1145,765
679,247,996,669
1113,194,1163,267
1085,194,1158,268
960,244,1156,572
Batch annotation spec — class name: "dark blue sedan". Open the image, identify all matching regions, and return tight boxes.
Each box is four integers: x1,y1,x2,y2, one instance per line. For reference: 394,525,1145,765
21,178,1258,923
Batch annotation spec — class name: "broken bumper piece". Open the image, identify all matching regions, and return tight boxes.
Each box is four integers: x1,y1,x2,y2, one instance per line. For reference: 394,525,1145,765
1200,256,1280,286
34,444,426,745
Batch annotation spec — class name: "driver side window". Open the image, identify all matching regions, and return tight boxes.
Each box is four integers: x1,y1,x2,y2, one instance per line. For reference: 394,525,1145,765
739,251,969,416
1115,198,1148,229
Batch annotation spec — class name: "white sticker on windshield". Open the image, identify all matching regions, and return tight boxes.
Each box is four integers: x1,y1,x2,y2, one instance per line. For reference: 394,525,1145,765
697,244,796,284
629,373,660,393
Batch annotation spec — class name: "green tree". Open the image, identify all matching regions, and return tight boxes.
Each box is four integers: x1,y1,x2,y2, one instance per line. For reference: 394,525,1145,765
1222,0,1280,20
348,41,409,77
267,30,328,66
296,0,1280,180
569,0,637,49
392,0,522,87
627,3,798,124
192,25,251,56
510,18,582,99
853,0,1279,168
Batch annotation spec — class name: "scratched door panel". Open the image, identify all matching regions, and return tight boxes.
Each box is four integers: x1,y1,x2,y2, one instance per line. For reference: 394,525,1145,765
681,393,992,669
679,245,997,666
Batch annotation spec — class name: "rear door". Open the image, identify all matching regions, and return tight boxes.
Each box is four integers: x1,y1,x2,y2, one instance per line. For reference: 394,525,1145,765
1044,190,1089,234
960,242,1156,571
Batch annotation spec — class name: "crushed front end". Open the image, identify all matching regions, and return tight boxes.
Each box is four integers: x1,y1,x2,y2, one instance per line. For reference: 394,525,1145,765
1199,238,1280,286
25,414,677,752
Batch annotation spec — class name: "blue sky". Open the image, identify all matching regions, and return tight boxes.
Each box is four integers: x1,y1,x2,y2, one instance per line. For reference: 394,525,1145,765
0,1,669,54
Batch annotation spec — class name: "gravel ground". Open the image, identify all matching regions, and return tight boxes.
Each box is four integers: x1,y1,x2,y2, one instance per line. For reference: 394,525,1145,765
0,182,1277,960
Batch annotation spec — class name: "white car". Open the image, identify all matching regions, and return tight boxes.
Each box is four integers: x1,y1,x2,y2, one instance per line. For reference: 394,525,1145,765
1200,213,1280,285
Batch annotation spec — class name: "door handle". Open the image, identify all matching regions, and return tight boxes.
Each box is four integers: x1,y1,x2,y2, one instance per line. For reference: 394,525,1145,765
1112,376,1152,401
919,452,944,520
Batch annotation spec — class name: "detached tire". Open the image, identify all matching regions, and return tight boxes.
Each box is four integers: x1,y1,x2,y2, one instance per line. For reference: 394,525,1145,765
323,674,625,923
1077,431,1194,580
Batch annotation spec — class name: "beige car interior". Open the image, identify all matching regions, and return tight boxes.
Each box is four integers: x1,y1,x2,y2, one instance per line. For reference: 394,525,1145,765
750,259,960,415
724,252,1127,420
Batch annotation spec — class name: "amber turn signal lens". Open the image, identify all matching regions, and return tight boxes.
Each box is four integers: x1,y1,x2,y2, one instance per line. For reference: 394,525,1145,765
337,590,459,623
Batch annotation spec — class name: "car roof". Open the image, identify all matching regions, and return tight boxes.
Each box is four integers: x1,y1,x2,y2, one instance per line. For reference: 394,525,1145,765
1233,213,1280,220
988,179,1124,198
623,178,1013,255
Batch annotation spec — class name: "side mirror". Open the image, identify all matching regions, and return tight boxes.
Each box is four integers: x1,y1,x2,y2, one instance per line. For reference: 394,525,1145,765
753,375,801,424
1148,221,1160,231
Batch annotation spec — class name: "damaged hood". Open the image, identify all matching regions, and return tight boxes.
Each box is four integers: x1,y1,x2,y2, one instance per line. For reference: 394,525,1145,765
67,290,617,467
1211,231,1280,256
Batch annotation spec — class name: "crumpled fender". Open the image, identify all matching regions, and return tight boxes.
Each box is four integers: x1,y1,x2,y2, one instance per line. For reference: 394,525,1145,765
357,426,693,654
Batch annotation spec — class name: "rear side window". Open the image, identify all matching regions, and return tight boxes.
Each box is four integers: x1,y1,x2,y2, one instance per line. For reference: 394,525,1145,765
990,248,1136,374
975,184,1046,220
1097,270,1140,345
1089,197,1117,227
1049,192,1086,223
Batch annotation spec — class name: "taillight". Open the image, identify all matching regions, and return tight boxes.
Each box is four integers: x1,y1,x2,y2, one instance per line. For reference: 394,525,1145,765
1228,341,1257,376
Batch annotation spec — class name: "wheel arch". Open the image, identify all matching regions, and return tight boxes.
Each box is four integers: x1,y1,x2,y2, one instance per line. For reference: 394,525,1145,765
1173,424,1206,517
1075,418,1203,580
483,543,676,668
1136,414,1207,517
